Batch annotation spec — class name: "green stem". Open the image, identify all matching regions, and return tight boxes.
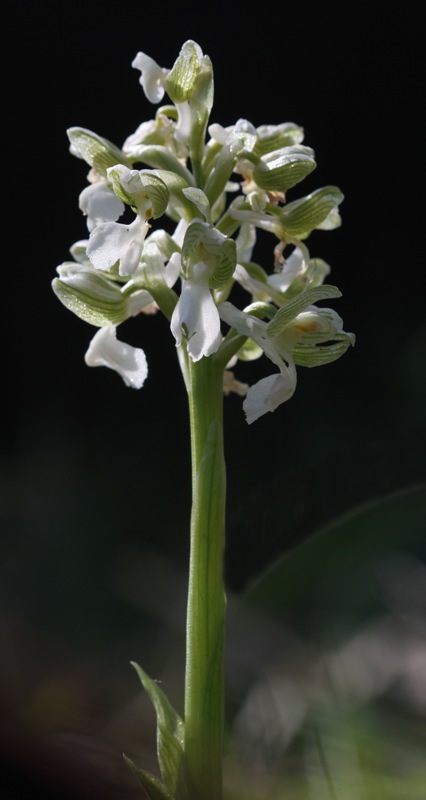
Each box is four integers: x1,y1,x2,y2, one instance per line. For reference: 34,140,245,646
179,349,227,800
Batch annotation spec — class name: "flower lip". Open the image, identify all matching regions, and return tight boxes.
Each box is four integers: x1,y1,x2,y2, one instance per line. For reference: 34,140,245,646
131,52,168,104
84,326,148,388
170,264,222,361
79,182,125,232
86,216,150,277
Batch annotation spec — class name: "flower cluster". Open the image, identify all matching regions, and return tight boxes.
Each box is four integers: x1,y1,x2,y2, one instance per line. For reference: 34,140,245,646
53,40,354,423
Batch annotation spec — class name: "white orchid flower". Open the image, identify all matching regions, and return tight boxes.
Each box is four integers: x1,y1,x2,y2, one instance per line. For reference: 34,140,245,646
234,243,331,305
84,326,148,388
79,181,125,232
131,48,198,144
86,215,150,277
219,301,297,423
170,262,222,362
219,291,354,422
235,246,306,300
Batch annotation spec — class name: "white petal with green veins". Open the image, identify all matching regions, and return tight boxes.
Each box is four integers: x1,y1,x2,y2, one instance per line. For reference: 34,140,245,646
266,284,342,338
165,40,205,102
182,187,212,222
254,122,305,155
253,145,317,192
52,269,129,326
293,334,355,367
67,127,130,175
281,186,344,237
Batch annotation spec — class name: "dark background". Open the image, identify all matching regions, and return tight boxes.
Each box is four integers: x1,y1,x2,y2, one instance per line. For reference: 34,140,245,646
2,2,425,798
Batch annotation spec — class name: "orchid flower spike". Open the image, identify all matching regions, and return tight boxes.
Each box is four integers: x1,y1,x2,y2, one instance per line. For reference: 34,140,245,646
53,38,354,425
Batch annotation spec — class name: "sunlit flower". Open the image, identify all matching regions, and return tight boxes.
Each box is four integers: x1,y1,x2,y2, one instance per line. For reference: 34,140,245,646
131,51,191,143
234,243,330,304
171,262,221,361
219,297,354,422
55,38,354,426
219,301,297,422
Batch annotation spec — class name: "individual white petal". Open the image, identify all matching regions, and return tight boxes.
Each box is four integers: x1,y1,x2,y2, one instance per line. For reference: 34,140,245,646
219,300,291,371
84,326,148,388
170,272,221,361
172,218,188,247
165,252,182,287
229,205,283,238
174,100,192,142
243,370,296,424
131,52,168,103
218,298,247,330
79,182,125,231
87,216,149,276
127,288,157,316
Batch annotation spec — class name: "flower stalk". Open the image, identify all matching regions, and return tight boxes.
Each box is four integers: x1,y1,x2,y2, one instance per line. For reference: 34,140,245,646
179,347,227,799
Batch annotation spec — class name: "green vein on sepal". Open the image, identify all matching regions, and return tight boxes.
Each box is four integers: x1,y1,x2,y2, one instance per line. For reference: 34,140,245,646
253,145,316,193
51,274,129,327
281,185,344,237
151,170,198,221
182,187,212,222
67,127,131,176
293,334,355,367
166,40,205,103
253,122,305,155
266,285,342,337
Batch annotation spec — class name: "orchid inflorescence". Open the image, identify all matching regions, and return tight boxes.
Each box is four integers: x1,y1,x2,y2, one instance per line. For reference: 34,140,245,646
53,39,354,424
